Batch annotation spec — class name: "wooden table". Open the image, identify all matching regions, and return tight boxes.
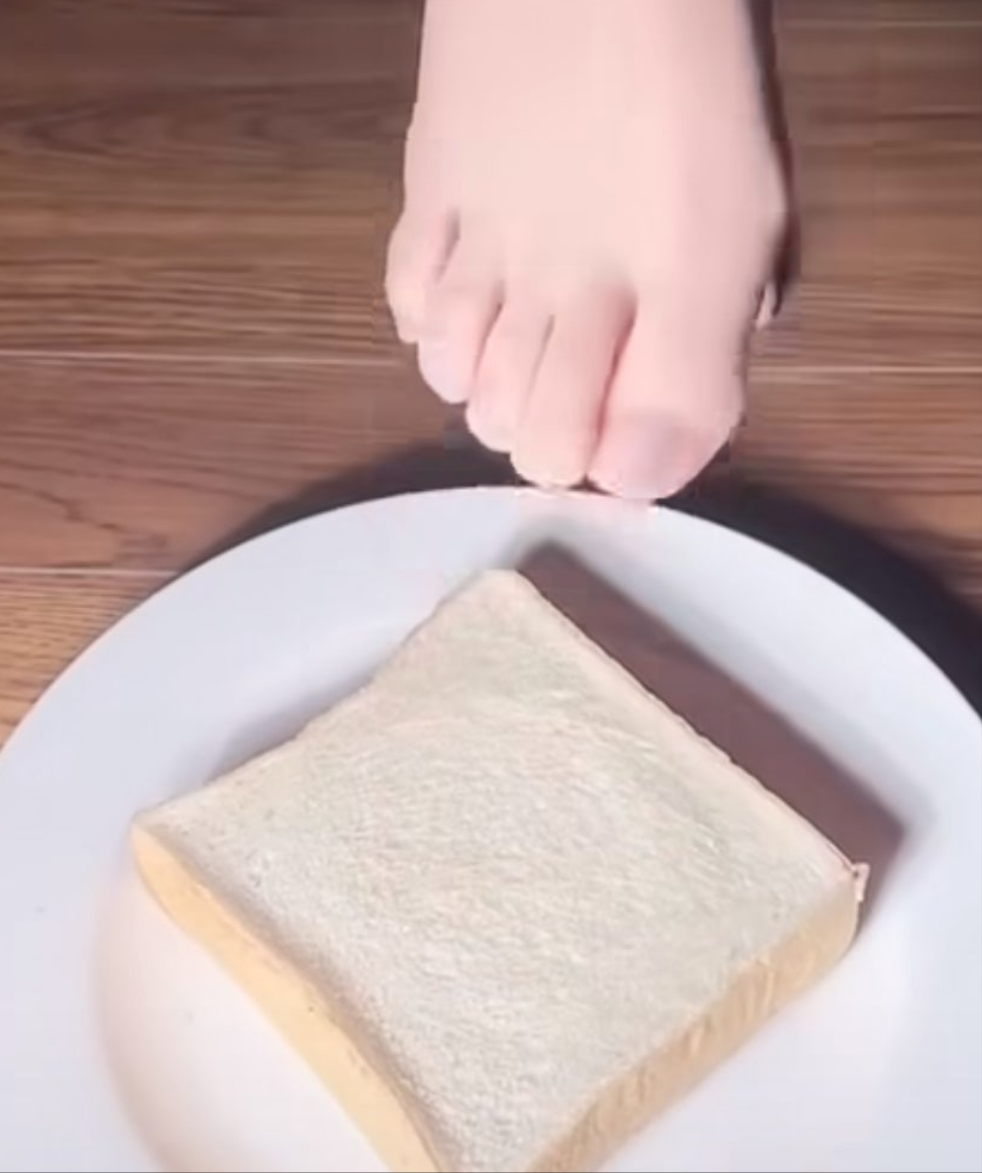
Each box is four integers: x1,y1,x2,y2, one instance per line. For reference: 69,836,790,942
2,0,981,742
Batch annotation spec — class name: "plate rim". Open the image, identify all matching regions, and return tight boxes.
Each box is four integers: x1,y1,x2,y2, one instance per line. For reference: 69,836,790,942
2,486,979,766
1,484,979,1173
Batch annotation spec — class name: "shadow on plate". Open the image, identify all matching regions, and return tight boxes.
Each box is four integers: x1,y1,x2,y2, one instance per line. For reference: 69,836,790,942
519,545,902,916
197,431,919,913
196,437,982,721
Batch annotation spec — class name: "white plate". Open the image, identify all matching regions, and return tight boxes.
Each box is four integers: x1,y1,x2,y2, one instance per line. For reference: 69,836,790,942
1,486,979,1173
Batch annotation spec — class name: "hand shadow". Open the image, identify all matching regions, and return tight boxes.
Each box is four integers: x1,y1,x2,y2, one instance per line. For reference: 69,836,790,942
675,474,982,718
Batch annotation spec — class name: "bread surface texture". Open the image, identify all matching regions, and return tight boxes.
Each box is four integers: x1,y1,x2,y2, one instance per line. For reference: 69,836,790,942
132,569,863,1173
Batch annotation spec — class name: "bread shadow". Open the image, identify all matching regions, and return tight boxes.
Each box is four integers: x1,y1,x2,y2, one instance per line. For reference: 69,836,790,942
518,545,905,919
192,437,974,921
203,525,908,921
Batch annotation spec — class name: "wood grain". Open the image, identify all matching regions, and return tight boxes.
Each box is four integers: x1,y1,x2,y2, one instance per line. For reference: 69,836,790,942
1,354,978,608
0,0,417,359
0,1,978,364
0,354,446,570
758,15,982,367
783,0,980,26
785,1,982,26
0,0,980,747
0,573,158,742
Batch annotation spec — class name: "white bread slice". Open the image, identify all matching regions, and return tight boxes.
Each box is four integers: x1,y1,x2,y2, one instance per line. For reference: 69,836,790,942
131,569,865,1173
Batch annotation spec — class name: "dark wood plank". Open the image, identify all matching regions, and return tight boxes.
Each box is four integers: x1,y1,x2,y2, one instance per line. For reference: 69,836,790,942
736,368,982,604
1,355,979,609
0,1,978,365
0,0,417,94
0,0,418,358
785,0,982,26
0,354,446,570
0,236,402,359
0,573,157,743
758,14,982,367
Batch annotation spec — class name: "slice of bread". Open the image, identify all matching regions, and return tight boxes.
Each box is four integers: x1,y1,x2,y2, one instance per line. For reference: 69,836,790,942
131,570,865,1173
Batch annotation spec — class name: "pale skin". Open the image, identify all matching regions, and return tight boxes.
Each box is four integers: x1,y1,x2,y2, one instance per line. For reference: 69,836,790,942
385,0,787,500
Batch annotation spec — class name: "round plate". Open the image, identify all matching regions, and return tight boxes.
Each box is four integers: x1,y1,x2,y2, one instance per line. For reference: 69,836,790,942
1,487,979,1173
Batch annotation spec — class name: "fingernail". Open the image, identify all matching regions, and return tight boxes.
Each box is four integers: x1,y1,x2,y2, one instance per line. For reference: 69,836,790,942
590,414,699,502
417,344,464,404
511,444,584,492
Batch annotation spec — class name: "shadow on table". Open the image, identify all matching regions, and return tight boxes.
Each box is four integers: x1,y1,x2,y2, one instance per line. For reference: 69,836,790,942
199,439,981,721
674,477,982,719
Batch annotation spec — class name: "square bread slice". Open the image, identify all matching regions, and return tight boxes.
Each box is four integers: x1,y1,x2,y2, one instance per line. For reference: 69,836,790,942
131,569,865,1173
